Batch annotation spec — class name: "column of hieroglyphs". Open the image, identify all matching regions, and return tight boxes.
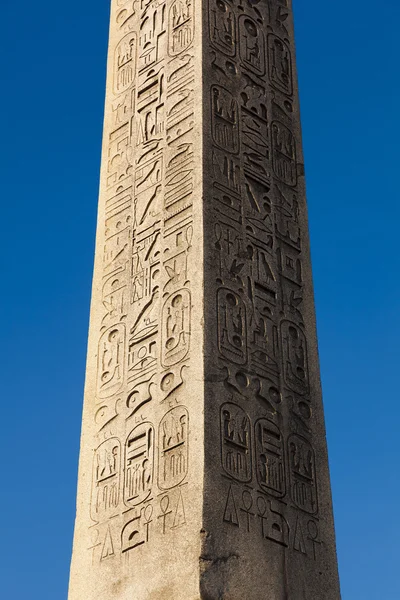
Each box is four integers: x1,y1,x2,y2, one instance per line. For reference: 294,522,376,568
69,0,205,598
200,0,340,597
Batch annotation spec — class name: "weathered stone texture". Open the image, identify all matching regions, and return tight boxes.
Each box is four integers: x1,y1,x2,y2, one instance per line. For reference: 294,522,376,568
69,0,341,598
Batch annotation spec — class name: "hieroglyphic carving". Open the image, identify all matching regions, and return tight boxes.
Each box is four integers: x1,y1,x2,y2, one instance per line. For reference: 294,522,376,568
288,434,318,514
128,291,159,386
268,34,293,96
209,0,236,57
158,406,189,489
257,495,289,547
221,482,322,560
116,0,136,34
121,504,153,553
86,0,196,566
281,320,309,396
271,121,297,186
137,1,166,72
91,439,122,522
97,325,126,398
211,85,239,153
206,0,325,563
217,288,247,364
165,143,194,217
161,289,191,367
220,403,252,482
168,0,194,56
238,16,265,76
157,485,188,533
255,418,285,498
114,33,137,95
124,422,155,507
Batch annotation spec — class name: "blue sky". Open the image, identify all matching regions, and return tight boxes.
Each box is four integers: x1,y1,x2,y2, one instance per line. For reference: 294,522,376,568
1,0,399,598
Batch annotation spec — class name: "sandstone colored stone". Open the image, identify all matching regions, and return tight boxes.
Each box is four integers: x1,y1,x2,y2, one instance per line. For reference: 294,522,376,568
68,0,341,598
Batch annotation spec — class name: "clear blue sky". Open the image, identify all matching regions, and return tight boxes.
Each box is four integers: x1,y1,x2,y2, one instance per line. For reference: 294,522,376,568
1,0,399,598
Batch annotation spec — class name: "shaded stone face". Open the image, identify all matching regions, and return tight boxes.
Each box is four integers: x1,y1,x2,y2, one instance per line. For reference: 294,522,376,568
68,1,341,598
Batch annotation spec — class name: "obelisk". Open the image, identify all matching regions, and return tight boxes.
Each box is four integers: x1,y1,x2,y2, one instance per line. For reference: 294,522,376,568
68,0,341,598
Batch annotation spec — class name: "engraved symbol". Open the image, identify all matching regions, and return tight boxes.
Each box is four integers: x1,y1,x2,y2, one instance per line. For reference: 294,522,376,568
167,53,194,89
114,33,137,94
164,143,194,213
239,16,265,76
158,488,187,532
94,401,120,432
221,403,252,482
135,145,163,192
276,238,302,287
257,496,289,547
222,368,279,413
212,149,240,192
161,289,191,367
116,0,136,32
271,121,297,186
248,281,280,378
293,515,307,555
136,69,165,145
255,419,286,498
124,423,155,507
241,111,269,158
107,124,134,188
126,377,155,419
288,434,318,514
307,520,322,560
268,34,293,96
240,490,255,532
241,75,267,124
281,321,309,395
160,365,187,402
164,252,188,290
97,325,125,399
213,183,242,224
288,395,312,436
121,504,153,553
112,89,135,128
214,222,243,283
168,0,194,56
223,485,239,526
88,528,101,564
131,231,161,304
138,2,166,70
211,85,239,154
158,406,189,489
209,0,236,57
101,525,115,560
273,5,290,35
105,182,133,221
91,439,121,522
172,488,186,528
274,182,299,223
158,495,173,533
128,290,159,385
217,288,247,364
103,226,130,274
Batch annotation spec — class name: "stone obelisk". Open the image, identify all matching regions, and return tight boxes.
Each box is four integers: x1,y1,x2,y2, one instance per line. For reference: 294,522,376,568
69,0,341,598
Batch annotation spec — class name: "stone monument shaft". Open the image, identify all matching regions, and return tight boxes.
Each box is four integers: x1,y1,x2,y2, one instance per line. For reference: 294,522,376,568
69,0,341,598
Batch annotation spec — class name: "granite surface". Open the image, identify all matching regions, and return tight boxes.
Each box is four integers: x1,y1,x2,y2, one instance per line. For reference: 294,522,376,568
68,0,341,597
